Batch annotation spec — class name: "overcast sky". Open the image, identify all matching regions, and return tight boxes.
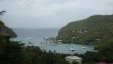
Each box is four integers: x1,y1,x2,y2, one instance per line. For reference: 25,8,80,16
0,0,113,28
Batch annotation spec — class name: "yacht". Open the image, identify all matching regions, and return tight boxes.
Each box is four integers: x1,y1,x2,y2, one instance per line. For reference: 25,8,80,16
69,48,75,51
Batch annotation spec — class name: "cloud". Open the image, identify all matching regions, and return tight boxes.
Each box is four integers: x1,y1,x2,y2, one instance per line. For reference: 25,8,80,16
0,0,113,28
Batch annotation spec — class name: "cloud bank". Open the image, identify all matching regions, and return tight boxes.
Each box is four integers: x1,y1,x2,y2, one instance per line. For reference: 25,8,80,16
0,0,113,28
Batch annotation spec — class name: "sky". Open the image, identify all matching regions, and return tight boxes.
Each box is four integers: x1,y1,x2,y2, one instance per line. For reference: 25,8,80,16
0,0,113,28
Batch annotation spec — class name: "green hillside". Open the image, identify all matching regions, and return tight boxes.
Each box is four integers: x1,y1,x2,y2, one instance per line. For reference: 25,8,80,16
57,15,113,45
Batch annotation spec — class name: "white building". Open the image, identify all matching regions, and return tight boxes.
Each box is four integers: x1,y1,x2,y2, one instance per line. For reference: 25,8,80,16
65,56,82,64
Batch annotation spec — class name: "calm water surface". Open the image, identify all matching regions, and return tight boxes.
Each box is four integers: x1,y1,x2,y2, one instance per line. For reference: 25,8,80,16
11,28,94,54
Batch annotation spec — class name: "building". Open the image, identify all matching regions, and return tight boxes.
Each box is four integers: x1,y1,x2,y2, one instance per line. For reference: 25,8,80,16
65,56,82,64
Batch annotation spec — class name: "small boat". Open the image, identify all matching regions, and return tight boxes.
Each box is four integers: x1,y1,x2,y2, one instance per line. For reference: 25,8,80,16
69,48,75,51
82,47,86,49
57,42,61,44
40,47,45,51
65,44,68,47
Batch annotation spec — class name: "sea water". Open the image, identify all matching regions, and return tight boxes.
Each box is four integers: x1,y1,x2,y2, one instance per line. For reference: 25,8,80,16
11,28,94,54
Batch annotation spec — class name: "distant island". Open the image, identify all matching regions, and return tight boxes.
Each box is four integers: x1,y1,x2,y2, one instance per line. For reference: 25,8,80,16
57,15,113,45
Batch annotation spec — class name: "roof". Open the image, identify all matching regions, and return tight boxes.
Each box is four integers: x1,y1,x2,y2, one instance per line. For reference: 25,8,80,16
65,56,82,60
0,25,17,38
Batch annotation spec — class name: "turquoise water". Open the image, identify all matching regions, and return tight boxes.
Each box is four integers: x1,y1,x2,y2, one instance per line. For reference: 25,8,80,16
11,28,94,54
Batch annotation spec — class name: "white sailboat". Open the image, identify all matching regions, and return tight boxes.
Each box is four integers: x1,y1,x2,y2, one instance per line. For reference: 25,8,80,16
69,48,75,51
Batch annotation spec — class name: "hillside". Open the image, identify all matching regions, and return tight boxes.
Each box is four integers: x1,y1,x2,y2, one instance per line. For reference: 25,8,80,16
57,15,113,45
0,20,17,38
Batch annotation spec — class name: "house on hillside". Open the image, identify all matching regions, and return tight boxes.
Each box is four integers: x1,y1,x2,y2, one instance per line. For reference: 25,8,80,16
65,56,82,64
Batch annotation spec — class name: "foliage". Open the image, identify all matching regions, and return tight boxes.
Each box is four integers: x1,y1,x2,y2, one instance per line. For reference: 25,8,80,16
0,40,69,64
0,41,25,64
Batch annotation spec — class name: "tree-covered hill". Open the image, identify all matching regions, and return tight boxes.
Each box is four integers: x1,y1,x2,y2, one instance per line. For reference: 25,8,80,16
57,15,113,45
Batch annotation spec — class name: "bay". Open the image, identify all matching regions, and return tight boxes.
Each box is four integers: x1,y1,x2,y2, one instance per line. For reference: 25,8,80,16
11,28,94,54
